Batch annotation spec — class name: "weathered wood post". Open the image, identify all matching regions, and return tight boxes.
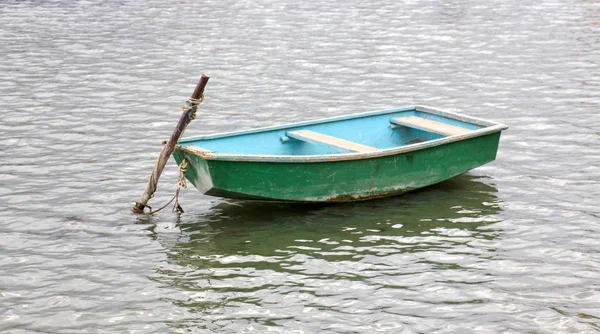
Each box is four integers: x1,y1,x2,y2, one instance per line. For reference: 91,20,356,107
132,74,210,214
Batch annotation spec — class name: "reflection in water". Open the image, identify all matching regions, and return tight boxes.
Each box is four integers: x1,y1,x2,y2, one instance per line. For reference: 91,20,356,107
1,0,599,332
147,174,503,332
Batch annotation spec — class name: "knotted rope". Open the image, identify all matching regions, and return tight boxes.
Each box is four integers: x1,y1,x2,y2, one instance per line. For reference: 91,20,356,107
140,158,189,215
183,95,204,126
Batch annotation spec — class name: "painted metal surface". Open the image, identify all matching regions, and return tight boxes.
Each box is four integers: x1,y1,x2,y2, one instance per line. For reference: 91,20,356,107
173,106,507,202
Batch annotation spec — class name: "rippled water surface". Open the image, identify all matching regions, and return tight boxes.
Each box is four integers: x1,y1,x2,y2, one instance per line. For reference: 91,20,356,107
1,0,599,333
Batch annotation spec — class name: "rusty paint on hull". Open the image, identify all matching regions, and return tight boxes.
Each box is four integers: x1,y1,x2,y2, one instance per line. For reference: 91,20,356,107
323,189,411,203
201,186,411,203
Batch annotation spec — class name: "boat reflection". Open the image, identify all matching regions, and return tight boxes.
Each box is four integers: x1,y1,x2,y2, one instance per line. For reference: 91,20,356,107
142,174,503,328
148,173,502,259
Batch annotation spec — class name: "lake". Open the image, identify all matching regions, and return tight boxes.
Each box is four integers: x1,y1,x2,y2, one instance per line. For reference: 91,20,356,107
1,0,599,332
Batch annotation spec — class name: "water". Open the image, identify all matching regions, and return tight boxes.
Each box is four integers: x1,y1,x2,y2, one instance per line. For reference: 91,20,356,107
1,0,599,332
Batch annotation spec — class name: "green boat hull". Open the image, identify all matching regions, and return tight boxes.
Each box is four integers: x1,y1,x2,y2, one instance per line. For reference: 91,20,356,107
173,131,501,202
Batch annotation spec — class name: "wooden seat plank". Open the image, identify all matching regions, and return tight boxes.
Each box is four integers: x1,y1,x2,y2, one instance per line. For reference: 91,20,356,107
391,116,471,136
286,130,377,153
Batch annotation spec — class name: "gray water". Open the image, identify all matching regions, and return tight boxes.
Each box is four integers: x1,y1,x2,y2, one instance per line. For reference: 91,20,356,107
1,0,599,333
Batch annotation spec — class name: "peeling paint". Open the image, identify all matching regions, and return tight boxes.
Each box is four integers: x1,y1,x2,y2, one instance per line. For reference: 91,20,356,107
323,189,411,203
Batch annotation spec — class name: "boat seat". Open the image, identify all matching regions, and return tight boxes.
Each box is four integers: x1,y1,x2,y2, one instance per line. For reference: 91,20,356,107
390,116,471,136
285,130,377,153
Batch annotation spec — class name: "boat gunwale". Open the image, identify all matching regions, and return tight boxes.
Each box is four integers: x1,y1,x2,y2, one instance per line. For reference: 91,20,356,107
176,105,508,163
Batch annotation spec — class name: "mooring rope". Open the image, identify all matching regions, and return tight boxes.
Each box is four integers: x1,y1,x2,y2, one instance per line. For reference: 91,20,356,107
186,95,204,106
182,95,204,125
136,96,199,215
142,158,189,215
132,75,209,215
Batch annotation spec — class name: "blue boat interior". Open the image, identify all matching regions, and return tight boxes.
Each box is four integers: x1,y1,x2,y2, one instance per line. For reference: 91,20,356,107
178,108,487,156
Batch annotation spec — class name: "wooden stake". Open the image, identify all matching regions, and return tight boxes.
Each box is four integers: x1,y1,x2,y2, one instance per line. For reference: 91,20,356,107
132,74,210,214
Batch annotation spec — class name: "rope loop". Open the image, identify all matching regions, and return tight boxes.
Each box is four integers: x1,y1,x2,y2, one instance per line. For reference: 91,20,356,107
187,94,204,106
181,94,203,125
177,158,189,189
142,158,190,215
181,94,204,110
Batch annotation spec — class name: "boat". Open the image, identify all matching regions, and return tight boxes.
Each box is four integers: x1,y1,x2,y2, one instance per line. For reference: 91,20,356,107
172,105,507,202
